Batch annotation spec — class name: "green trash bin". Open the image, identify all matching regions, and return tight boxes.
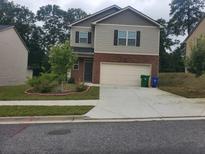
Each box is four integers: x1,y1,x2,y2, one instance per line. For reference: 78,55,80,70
141,75,150,87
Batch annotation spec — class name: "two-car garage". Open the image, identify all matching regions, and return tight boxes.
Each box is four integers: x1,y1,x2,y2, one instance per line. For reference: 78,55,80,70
100,62,151,86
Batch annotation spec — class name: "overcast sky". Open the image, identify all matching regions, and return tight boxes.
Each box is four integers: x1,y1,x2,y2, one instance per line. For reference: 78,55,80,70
10,0,172,21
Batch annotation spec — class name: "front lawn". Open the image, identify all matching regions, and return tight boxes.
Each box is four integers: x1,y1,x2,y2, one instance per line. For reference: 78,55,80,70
159,73,205,98
0,84,99,100
0,106,93,117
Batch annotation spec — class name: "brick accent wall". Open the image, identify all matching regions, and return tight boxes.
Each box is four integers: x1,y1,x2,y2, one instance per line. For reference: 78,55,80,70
92,53,159,84
71,58,84,83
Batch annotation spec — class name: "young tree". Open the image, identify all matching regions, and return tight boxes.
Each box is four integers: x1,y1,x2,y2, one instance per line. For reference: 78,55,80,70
169,0,205,35
49,41,77,92
186,36,205,76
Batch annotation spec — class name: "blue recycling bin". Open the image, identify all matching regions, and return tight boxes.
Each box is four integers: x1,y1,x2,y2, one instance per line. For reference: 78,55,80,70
151,77,159,88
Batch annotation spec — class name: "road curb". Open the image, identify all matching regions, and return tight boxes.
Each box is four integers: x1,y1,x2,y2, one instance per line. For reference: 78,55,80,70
2,115,205,124
0,115,84,124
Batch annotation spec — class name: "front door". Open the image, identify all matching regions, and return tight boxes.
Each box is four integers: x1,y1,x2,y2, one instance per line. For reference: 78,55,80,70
84,60,93,82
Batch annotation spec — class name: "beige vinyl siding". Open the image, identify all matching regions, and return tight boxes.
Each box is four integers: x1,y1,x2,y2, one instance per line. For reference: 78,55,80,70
100,62,151,86
98,9,156,26
186,18,205,57
94,24,160,55
0,28,32,86
70,26,94,48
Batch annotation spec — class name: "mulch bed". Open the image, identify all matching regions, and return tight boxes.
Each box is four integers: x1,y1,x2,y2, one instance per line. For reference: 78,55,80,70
24,86,90,96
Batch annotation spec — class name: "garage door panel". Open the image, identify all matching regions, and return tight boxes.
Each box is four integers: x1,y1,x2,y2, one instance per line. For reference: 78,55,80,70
100,63,151,86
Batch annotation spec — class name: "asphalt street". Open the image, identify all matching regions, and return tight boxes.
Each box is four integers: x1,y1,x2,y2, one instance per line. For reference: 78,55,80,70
0,120,205,154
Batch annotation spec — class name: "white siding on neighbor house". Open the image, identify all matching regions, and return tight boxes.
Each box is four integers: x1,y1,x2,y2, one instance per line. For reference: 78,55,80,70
0,28,32,86
70,26,94,48
94,24,160,55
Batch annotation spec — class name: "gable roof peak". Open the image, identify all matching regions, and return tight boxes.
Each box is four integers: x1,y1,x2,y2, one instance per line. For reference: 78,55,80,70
69,5,121,27
92,5,162,28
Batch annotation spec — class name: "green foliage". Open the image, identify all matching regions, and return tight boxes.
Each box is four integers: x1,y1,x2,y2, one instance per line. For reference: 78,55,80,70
49,41,77,82
76,83,87,92
66,8,88,24
36,5,68,49
36,5,87,50
169,0,205,35
157,19,184,72
27,73,58,93
68,77,75,84
186,36,205,76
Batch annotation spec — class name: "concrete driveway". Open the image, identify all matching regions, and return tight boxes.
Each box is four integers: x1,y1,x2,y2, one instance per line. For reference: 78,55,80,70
86,86,205,119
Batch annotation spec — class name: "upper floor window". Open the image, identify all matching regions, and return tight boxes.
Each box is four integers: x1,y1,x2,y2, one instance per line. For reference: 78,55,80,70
118,31,126,46
75,31,92,44
128,31,136,46
114,30,140,47
79,32,88,43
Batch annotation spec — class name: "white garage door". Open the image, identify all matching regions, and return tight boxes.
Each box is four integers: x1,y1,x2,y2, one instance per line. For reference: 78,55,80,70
100,63,151,86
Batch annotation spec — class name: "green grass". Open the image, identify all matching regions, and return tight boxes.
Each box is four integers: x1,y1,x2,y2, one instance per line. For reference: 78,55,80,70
159,73,205,98
0,106,93,117
0,84,99,100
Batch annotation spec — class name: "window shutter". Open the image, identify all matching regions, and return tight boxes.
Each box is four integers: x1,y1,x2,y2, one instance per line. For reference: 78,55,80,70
114,30,118,46
75,31,79,43
88,32,92,44
136,31,141,46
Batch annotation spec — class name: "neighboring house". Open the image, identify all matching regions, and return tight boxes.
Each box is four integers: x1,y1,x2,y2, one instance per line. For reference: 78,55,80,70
184,16,205,57
69,5,161,86
0,25,32,86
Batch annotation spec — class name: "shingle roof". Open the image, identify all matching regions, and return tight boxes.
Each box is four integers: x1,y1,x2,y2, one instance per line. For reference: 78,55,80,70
69,5,121,27
0,25,13,31
92,6,162,27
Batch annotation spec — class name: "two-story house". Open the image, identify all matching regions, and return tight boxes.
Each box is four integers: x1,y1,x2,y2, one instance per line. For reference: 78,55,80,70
69,5,161,86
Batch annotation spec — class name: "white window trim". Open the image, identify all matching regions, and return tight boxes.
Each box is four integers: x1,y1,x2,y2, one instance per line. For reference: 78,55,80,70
117,31,127,46
73,61,79,70
79,32,88,44
127,31,137,46
117,31,137,46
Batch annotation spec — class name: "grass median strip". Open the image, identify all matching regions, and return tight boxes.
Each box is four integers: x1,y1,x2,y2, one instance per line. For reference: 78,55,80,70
0,106,94,117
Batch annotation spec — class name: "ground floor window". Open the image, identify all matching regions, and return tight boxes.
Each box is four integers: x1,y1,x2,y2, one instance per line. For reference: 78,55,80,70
73,61,79,70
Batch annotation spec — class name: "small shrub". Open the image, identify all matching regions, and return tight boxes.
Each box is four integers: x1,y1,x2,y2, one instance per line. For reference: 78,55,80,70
27,73,58,93
68,77,75,83
76,83,87,92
